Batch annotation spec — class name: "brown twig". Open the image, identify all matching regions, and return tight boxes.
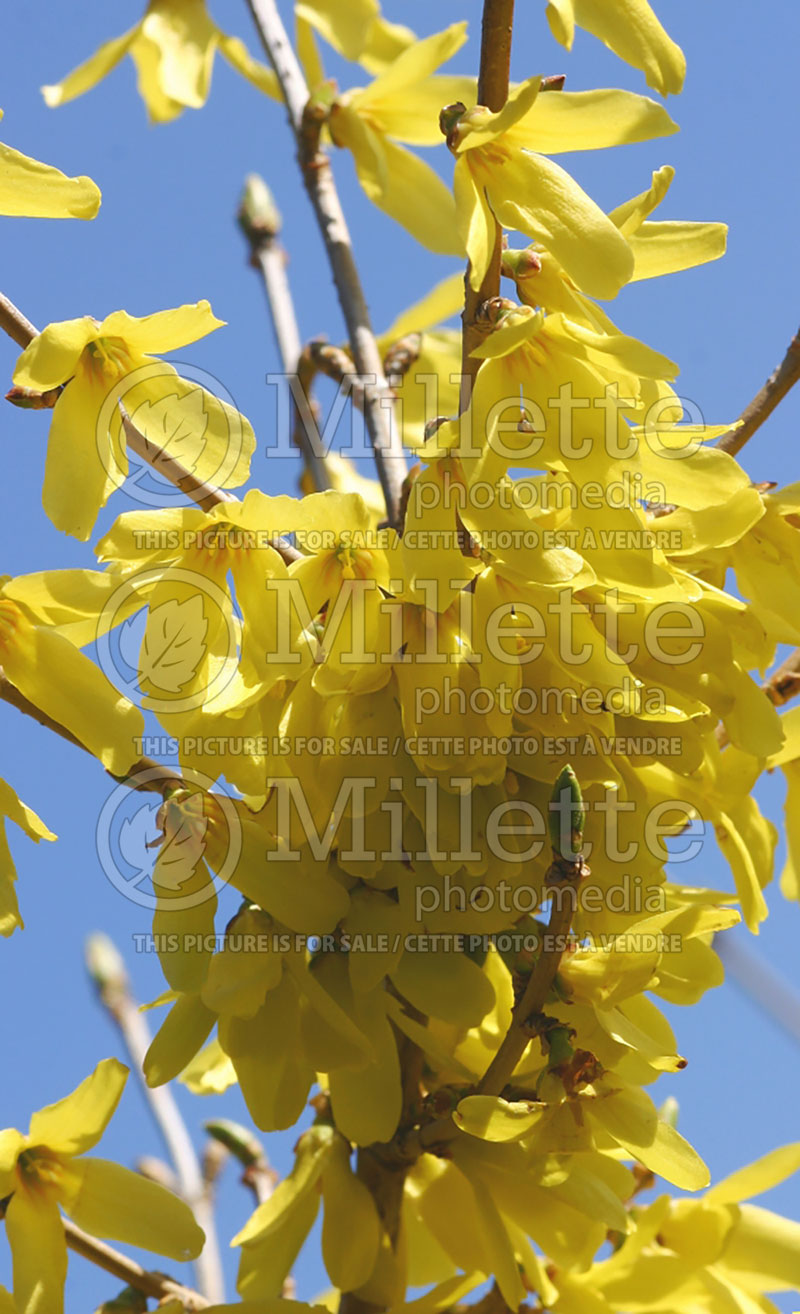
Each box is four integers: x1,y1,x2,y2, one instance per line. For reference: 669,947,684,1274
0,292,37,347
239,174,333,491
459,0,516,408
63,1217,210,1308
86,935,225,1300
716,325,800,456
244,0,407,529
391,891,573,1162
0,672,183,795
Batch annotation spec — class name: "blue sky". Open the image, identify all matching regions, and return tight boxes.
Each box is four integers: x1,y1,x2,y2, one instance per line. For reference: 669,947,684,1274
1,0,800,1304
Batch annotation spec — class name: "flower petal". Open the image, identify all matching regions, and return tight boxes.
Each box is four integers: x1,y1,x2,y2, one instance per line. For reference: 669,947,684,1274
28,1058,128,1155
627,220,728,282
486,151,634,299
353,21,467,105
41,370,122,539
0,602,144,777
333,107,463,255
0,142,100,220
510,88,677,153
62,1157,204,1261
296,0,379,62
707,1144,800,1205
0,1128,25,1196
545,0,576,48
140,4,216,109
13,318,97,391
454,157,495,290
5,1189,66,1314
42,27,139,107
571,0,686,95
379,272,464,344
217,34,281,99
99,301,224,355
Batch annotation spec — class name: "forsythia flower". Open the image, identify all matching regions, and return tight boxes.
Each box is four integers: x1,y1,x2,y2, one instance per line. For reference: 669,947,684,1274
545,0,686,96
42,0,278,123
0,111,100,219
0,1059,204,1314
11,302,255,539
325,23,471,254
503,164,728,330
446,78,677,297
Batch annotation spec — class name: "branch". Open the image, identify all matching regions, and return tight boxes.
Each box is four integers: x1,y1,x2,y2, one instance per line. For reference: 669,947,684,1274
244,0,406,529
63,1217,210,1309
0,292,37,348
0,1199,209,1309
718,932,800,1048
393,889,574,1162
716,324,800,456
0,673,183,795
239,174,333,492
459,0,516,407
85,935,225,1301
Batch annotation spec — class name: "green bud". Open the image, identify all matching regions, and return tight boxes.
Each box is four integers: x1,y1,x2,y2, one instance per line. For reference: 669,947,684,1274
659,1095,679,1128
205,1118,265,1168
548,764,585,858
85,933,128,994
94,1288,147,1314
238,173,281,244
439,101,466,140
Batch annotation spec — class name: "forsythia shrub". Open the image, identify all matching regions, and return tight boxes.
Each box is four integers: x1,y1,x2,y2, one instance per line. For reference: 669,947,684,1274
1,0,800,1311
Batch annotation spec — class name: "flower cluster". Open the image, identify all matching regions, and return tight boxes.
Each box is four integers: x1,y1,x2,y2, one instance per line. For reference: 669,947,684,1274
2,0,800,1310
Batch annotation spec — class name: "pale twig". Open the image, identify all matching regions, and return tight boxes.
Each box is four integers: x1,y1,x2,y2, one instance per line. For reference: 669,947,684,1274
244,0,406,528
718,933,800,1049
459,0,516,408
85,935,225,1301
239,174,333,491
717,325,800,456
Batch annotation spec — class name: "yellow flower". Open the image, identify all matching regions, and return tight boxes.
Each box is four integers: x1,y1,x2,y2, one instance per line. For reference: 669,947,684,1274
0,1058,204,1314
42,0,278,122
503,165,727,331
12,302,255,540
0,111,100,219
327,23,472,254
448,78,677,297
545,0,686,96
0,778,55,937
0,595,143,777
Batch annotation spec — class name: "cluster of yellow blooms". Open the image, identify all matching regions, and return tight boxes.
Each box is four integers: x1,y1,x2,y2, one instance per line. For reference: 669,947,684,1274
2,0,800,1311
